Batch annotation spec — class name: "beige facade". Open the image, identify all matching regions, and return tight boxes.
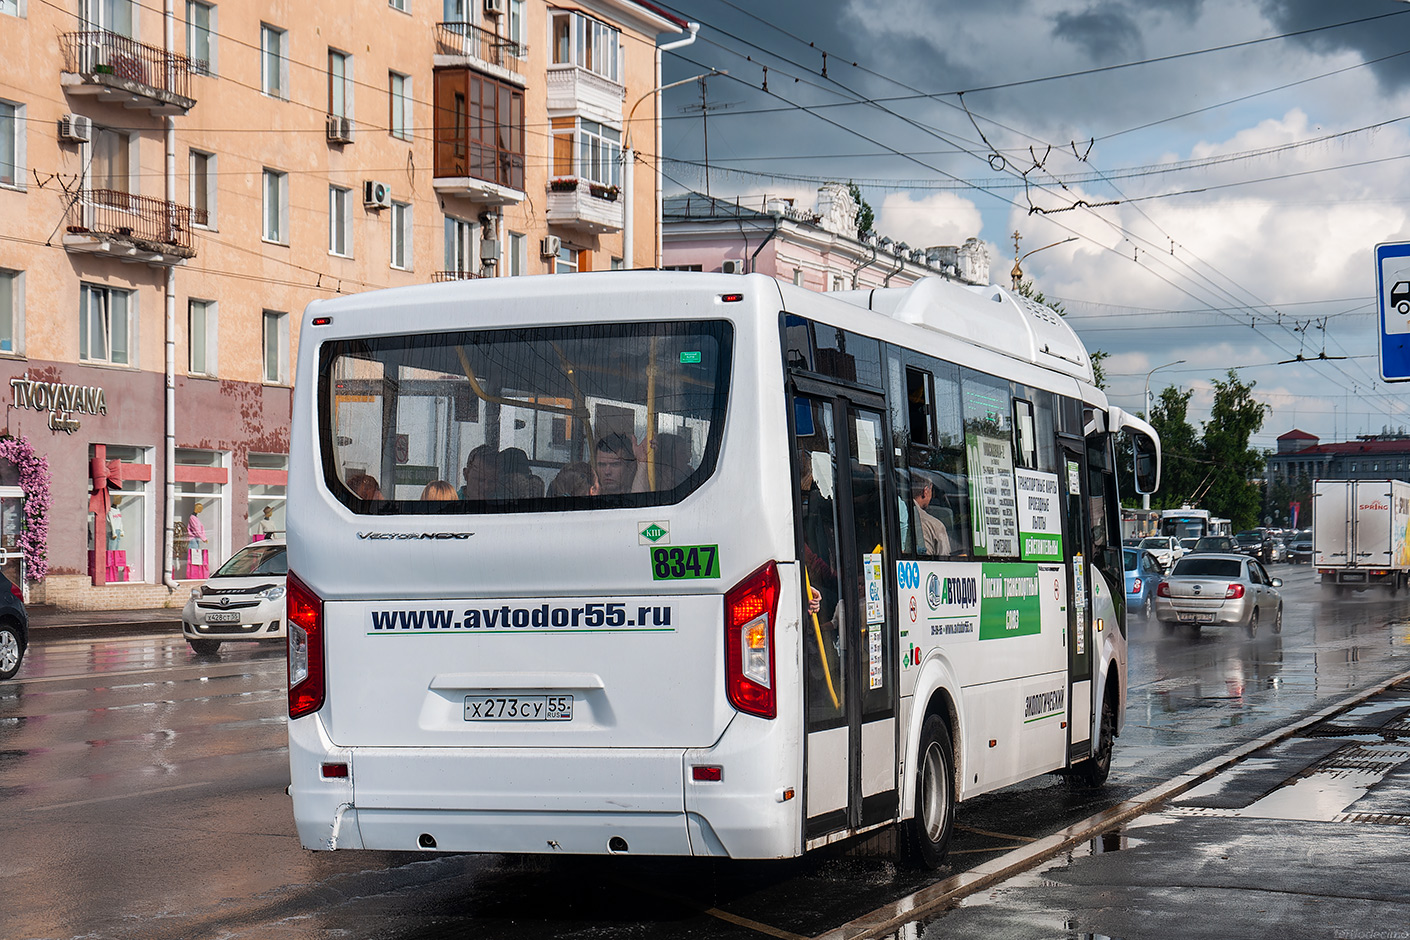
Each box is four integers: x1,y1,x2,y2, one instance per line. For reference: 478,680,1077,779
0,0,683,608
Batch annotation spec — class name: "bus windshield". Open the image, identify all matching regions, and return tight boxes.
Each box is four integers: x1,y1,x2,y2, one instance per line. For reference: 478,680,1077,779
319,320,732,512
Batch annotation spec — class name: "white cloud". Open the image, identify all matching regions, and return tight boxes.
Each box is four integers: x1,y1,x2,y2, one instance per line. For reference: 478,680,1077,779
874,191,984,247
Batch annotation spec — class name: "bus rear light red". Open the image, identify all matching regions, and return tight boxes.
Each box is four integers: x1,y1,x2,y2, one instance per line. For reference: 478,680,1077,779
692,765,723,781
321,762,349,778
724,561,780,719
287,571,326,720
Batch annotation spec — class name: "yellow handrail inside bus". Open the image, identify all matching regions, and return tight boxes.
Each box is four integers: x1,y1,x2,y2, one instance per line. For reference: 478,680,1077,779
804,567,841,710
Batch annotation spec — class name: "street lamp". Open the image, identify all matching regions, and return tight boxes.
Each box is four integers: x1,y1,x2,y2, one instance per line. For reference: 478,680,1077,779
1143,358,1185,509
621,66,721,270
1009,234,1078,290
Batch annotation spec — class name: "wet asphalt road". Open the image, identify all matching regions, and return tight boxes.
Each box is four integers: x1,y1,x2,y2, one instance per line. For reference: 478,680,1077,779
3,563,1409,940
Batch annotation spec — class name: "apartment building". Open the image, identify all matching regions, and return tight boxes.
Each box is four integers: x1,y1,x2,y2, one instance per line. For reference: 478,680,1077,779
0,0,686,607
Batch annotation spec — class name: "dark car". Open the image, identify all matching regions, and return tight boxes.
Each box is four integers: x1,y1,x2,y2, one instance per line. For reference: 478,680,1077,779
1234,530,1274,563
1191,536,1237,553
1289,529,1313,564
0,570,29,680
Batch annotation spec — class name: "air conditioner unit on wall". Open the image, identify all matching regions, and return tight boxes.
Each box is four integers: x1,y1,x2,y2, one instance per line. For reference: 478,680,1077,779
484,0,505,15
326,114,354,144
58,114,93,144
540,235,562,258
721,259,745,275
363,180,391,210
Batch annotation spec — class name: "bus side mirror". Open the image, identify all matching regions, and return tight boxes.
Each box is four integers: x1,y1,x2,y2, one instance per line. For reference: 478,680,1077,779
1131,430,1160,495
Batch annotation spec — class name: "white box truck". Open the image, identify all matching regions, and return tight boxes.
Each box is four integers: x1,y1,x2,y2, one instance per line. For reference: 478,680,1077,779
1313,480,1410,593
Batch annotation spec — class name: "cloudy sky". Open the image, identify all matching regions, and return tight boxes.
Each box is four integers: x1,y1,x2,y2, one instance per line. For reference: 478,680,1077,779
648,0,1410,451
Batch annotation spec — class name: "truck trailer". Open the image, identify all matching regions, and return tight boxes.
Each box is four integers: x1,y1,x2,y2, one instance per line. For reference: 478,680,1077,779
1313,480,1410,593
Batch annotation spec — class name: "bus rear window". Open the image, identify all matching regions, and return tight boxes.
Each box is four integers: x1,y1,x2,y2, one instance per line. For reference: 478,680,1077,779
318,321,732,513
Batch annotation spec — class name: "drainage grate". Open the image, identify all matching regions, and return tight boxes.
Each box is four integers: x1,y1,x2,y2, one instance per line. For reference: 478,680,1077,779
1335,812,1410,826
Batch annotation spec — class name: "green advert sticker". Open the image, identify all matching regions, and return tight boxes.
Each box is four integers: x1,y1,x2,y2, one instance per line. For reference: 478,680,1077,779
680,351,703,364
978,562,1043,640
651,544,720,580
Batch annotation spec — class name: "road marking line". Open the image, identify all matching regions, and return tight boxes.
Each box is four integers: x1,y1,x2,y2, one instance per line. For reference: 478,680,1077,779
955,825,1037,843
705,906,810,940
28,780,212,812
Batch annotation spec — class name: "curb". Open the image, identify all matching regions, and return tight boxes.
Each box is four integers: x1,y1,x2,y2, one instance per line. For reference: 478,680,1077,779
812,666,1410,940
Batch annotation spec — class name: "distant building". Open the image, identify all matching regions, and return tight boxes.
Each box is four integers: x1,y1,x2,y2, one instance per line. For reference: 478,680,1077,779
1267,429,1410,486
661,183,990,291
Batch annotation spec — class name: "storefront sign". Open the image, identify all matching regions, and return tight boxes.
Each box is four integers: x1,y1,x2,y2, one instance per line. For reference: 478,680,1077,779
10,376,107,435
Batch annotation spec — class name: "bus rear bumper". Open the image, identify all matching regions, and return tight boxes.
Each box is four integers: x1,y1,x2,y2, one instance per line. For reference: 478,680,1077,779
289,715,797,858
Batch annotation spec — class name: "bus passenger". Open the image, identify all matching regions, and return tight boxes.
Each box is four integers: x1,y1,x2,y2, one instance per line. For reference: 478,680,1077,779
632,431,693,492
420,480,457,500
458,444,500,499
912,476,951,556
595,433,637,495
549,462,599,497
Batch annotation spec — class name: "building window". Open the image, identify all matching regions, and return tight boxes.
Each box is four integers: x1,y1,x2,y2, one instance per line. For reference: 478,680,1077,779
389,71,411,140
328,49,351,119
261,24,287,99
551,10,620,82
79,284,132,365
186,1,215,75
189,149,215,227
188,299,217,375
92,126,131,195
329,185,352,257
444,216,474,275
832,275,846,291
793,269,805,287
262,310,289,384
389,0,407,11
552,118,621,187
433,69,524,191
555,243,579,274
0,0,20,17
0,269,23,355
262,168,288,243
390,201,412,269
508,231,524,276
509,0,525,47
175,448,228,580
611,256,623,270
0,100,23,188
90,0,133,35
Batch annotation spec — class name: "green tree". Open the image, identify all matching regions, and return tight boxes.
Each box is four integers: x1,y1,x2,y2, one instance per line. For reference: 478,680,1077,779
1199,370,1270,529
848,181,874,238
1147,385,1205,510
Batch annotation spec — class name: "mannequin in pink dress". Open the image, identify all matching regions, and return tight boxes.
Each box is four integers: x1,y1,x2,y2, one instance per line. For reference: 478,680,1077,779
187,502,210,579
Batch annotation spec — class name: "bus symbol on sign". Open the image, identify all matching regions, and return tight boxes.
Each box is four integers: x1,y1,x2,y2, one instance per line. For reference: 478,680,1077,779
638,522,670,545
1394,282,1410,317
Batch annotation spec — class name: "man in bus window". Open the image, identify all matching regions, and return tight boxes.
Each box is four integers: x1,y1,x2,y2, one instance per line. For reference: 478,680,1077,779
595,433,637,495
913,475,951,556
459,444,500,500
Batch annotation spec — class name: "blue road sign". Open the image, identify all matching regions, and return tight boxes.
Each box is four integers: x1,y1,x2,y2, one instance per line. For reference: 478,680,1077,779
1377,240,1410,381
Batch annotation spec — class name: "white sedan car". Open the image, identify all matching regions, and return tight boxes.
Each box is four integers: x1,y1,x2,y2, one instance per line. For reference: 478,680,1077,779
181,540,286,655
1138,535,1184,569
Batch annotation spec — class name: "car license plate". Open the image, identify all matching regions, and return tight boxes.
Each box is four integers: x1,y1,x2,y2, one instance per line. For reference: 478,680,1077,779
465,694,573,722
206,611,241,623
1178,613,1215,623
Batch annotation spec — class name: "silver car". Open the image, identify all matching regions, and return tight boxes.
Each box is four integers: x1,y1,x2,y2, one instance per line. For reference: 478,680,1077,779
181,540,287,655
1154,552,1282,637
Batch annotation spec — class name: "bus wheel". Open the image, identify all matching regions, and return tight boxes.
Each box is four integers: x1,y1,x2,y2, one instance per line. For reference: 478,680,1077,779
188,638,221,656
906,714,955,869
1073,694,1116,787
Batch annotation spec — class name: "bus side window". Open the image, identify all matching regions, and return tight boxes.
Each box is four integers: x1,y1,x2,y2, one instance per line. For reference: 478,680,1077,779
906,367,935,448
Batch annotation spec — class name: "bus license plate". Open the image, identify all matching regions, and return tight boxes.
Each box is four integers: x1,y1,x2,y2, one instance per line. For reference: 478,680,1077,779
465,695,573,722
206,611,241,623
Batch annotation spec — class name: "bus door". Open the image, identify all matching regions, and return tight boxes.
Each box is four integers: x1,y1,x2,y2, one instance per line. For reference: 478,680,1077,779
791,386,900,837
1060,439,1094,759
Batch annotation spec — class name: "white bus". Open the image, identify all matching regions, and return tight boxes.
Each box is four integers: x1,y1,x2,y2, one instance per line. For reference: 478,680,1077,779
1158,507,1212,541
285,272,1160,866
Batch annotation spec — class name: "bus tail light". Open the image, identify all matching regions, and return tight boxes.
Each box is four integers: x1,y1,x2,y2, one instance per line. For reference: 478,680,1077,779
1156,581,1170,597
724,561,780,719
1225,583,1245,599
287,571,326,720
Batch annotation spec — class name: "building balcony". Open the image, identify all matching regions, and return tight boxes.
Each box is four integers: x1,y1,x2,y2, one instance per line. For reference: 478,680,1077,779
63,190,197,266
545,178,623,234
431,270,481,282
433,21,526,86
546,64,624,124
60,30,196,116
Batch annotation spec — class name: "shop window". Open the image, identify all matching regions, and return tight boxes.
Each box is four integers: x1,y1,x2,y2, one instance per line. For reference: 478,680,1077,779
248,452,287,542
175,448,228,580
88,443,152,583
